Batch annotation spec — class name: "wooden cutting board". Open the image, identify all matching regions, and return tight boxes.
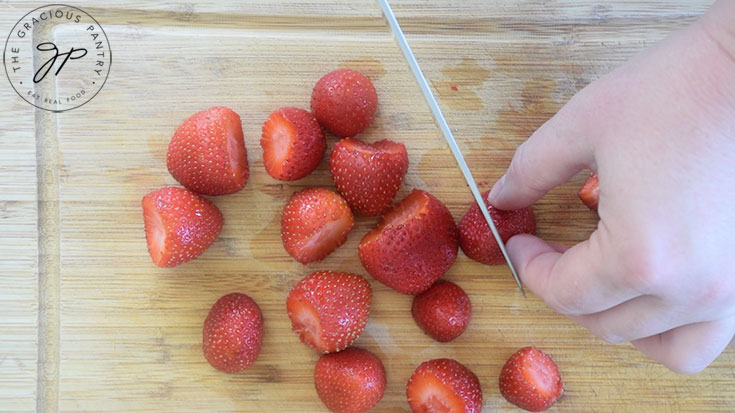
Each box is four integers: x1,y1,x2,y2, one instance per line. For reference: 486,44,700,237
2,0,733,411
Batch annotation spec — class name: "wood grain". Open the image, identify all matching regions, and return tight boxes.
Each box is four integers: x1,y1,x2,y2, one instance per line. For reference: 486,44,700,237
1,0,733,412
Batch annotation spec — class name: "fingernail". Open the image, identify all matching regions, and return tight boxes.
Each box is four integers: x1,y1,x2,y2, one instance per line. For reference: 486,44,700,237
488,175,506,202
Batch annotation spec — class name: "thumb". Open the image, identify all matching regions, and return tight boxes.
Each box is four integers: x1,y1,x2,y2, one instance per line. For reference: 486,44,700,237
489,92,597,210
505,231,637,315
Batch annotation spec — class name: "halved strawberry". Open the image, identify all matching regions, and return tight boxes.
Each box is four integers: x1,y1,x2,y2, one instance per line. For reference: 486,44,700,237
459,190,536,266
499,347,563,412
359,189,458,295
281,187,354,264
286,271,372,353
412,280,471,342
142,186,223,267
578,173,599,211
261,107,326,181
406,358,483,413
329,137,408,216
167,106,249,195
311,68,378,137
314,347,386,413
202,293,263,373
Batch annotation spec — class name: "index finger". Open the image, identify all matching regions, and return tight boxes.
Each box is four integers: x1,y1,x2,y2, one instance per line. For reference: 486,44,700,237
489,88,598,210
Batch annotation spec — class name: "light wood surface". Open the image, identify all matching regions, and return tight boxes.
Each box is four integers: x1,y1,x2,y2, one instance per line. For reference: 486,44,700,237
1,0,733,412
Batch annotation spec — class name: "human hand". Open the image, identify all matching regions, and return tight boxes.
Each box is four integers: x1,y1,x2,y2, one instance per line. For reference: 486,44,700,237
488,0,735,373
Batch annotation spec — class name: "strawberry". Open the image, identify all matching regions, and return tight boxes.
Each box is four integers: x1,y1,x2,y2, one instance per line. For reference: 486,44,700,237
329,137,408,216
458,190,535,266
499,347,563,412
314,347,386,413
281,187,354,264
411,280,471,342
406,358,483,413
202,293,263,374
142,186,223,267
358,189,458,295
167,106,249,196
286,271,372,353
578,172,599,211
260,107,326,181
310,69,378,137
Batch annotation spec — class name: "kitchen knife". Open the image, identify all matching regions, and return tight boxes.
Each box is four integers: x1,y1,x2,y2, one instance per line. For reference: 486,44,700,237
378,0,526,296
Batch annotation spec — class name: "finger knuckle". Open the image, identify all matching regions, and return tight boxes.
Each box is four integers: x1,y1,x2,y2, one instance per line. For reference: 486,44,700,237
582,76,622,112
546,285,587,315
694,278,735,314
618,246,670,293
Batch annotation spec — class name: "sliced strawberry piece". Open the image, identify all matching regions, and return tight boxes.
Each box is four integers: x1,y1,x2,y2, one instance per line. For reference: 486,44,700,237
578,172,599,210
311,68,378,137
202,293,263,373
499,347,563,412
167,106,249,195
458,190,536,266
261,107,326,181
286,271,372,353
406,358,483,413
142,186,223,267
288,297,327,351
281,187,354,264
314,347,386,413
329,137,408,216
359,189,458,295
412,280,472,342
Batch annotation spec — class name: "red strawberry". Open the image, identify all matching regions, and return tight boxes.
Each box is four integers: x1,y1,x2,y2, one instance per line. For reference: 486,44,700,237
406,358,483,413
142,186,223,267
578,173,599,210
358,189,458,295
411,280,471,342
310,69,378,137
286,271,372,353
499,347,563,412
458,190,535,266
167,106,249,195
260,107,326,181
281,187,354,264
314,347,386,413
329,137,408,216
202,293,263,373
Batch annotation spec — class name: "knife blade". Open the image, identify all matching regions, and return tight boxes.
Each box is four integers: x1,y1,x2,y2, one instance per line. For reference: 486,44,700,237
378,0,525,296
